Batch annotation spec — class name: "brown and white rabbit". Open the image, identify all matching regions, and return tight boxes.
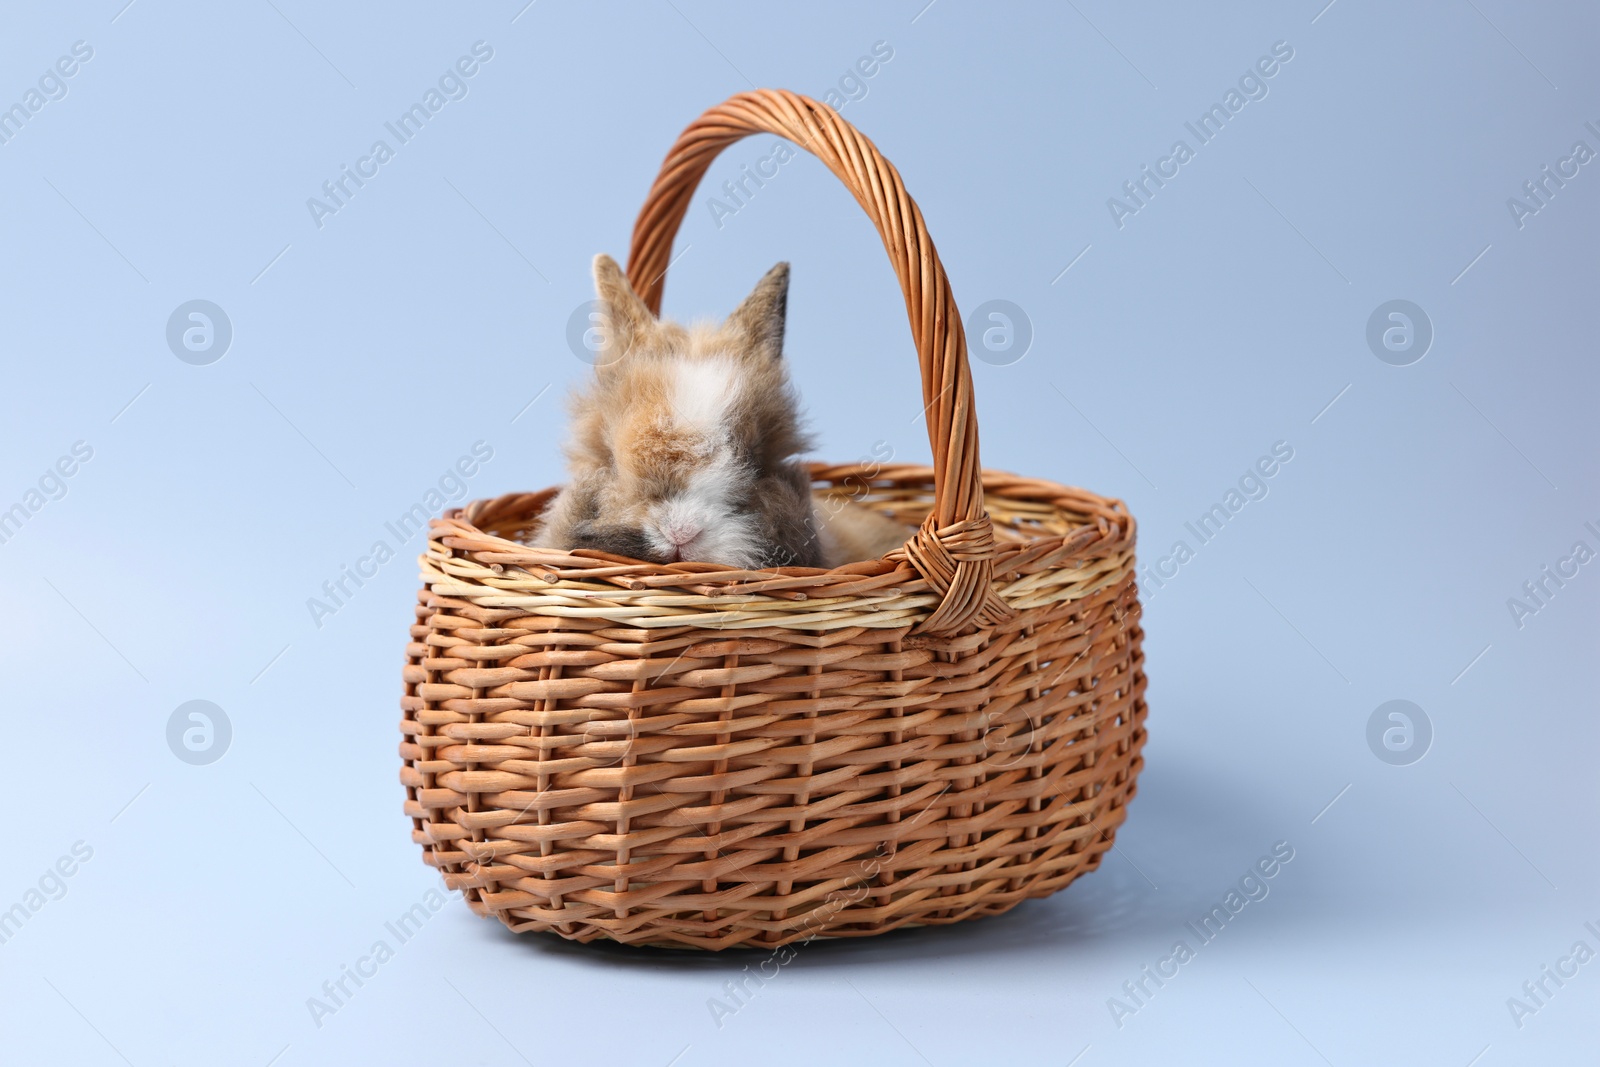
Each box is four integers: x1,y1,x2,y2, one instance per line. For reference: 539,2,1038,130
533,254,911,569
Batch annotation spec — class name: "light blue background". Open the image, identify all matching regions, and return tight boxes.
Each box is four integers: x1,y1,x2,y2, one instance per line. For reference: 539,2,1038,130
1,1,1595,1064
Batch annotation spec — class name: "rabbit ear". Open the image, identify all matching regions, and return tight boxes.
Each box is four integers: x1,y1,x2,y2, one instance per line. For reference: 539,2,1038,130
725,262,789,361
592,253,655,364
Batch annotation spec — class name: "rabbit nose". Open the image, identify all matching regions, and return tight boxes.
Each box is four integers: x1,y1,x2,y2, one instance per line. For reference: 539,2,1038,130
664,522,701,547
656,520,701,561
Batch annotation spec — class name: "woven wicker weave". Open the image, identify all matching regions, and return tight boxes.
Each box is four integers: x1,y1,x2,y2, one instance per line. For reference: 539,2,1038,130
399,89,1148,950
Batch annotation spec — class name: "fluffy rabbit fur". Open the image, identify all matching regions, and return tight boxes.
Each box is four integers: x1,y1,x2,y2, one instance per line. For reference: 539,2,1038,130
533,255,910,569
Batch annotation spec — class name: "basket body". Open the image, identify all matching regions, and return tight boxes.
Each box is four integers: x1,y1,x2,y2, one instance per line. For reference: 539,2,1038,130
399,468,1146,949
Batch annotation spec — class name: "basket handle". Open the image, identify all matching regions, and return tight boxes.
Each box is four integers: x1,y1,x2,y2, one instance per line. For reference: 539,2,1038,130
626,89,1011,635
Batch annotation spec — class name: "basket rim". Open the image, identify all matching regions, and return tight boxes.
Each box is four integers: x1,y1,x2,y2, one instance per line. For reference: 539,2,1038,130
418,463,1137,632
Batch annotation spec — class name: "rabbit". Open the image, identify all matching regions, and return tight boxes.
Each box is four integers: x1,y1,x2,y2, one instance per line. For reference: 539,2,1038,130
532,254,913,570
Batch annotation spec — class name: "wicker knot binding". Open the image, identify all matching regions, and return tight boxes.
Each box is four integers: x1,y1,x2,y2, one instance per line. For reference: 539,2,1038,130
399,90,1150,949
899,515,1013,633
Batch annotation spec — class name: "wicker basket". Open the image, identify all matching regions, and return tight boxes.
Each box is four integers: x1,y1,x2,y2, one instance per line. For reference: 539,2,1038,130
399,89,1147,950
